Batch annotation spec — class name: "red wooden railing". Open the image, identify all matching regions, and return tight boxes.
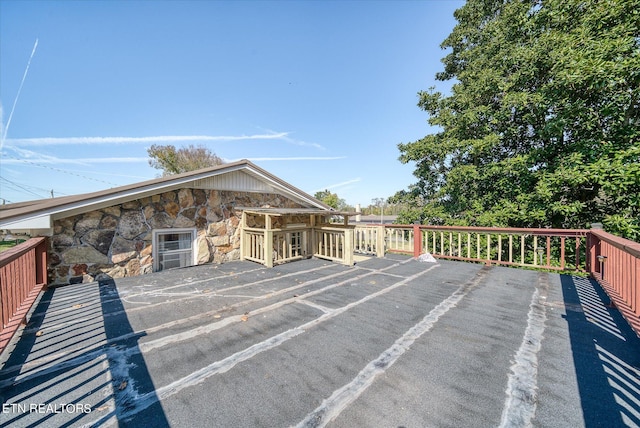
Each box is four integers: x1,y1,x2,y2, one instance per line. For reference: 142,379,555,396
0,237,48,353
588,228,640,334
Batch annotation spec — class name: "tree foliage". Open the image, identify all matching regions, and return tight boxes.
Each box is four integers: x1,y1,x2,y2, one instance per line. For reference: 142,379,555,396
314,190,349,210
147,144,224,176
396,0,640,239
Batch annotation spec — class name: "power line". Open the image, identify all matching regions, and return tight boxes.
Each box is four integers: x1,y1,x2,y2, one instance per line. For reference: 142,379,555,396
0,175,71,198
0,176,47,199
1,155,118,186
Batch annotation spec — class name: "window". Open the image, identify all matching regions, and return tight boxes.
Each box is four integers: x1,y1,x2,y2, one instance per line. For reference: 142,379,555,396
153,229,196,272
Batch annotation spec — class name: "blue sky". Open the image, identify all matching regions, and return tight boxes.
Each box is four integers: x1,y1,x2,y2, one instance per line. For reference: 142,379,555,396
0,0,462,207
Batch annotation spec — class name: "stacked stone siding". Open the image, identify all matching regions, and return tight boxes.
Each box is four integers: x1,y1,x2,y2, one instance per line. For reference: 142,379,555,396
48,189,303,285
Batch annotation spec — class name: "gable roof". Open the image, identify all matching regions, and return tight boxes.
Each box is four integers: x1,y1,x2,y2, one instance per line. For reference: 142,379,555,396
0,159,332,234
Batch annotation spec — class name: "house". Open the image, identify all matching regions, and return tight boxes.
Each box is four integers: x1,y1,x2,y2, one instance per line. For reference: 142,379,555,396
0,160,348,285
350,214,398,225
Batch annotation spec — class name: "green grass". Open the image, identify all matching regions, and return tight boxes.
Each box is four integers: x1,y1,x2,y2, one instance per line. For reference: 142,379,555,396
0,240,24,253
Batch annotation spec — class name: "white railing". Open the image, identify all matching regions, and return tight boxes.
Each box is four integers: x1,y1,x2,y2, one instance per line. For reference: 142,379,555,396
242,225,352,267
354,225,383,256
314,226,353,265
273,229,308,263
354,224,589,271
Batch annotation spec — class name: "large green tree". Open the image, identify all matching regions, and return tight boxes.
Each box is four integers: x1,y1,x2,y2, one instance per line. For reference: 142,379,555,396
395,0,639,239
148,144,224,176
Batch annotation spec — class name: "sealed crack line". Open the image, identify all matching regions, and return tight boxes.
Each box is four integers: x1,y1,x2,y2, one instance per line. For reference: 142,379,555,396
0,258,414,388
81,263,441,425
294,265,490,428
122,264,336,307
498,272,550,428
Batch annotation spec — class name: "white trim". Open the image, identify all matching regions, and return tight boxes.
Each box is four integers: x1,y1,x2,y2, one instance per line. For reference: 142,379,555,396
1,214,52,231
152,228,197,272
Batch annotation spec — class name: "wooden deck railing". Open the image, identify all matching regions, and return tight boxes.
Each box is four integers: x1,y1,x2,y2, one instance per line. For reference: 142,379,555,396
244,227,311,265
0,237,48,353
355,224,589,270
588,228,640,334
242,225,354,267
314,226,354,265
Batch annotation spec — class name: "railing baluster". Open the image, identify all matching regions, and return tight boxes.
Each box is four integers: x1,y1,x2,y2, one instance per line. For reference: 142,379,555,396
509,235,513,263
432,232,436,255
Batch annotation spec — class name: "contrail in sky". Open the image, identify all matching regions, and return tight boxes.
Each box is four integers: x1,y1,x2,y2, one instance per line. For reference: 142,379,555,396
1,38,38,152
315,178,362,192
6,132,289,146
244,156,346,162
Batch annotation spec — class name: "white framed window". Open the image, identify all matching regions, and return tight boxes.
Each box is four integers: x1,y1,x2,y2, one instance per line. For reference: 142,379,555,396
152,228,197,272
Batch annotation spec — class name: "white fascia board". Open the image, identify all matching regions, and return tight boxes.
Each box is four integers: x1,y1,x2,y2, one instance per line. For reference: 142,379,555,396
1,214,52,232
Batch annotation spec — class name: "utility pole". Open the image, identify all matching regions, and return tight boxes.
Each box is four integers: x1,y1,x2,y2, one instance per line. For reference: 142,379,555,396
371,198,385,224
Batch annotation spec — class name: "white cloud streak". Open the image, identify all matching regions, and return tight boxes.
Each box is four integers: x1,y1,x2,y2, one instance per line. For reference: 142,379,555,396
2,147,148,166
259,127,326,150
2,157,148,165
5,132,289,146
314,178,362,192
241,156,346,162
1,39,38,152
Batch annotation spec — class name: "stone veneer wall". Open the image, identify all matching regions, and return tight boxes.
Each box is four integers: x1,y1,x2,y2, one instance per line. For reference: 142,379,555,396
48,189,303,285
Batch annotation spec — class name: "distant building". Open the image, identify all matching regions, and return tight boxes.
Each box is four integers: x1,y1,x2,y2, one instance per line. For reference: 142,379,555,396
350,214,397,225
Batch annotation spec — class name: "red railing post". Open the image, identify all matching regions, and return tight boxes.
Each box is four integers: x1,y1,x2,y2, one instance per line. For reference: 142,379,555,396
413,223,422,258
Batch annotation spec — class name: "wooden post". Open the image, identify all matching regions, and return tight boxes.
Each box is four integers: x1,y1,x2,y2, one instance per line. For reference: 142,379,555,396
376,225,385,258
264,214,273,267
36,238,48,287
240,211,247,261
344,228,354,265
413,223,421,258
310,215,317,259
